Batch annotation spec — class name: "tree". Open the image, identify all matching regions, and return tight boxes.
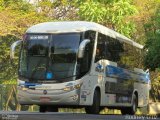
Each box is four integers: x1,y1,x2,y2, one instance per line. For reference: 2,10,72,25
142,1,160,102
131,0,160,45
144,5,160,71
76,0,138,38
0,0,51,84
36,0,138,37
36,0,79,20
0,0,53,111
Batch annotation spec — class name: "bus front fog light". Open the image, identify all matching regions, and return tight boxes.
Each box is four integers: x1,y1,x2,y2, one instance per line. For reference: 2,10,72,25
70,94,78,100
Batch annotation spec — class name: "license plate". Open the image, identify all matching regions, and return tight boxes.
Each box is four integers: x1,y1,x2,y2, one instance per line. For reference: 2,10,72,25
40,97,51,102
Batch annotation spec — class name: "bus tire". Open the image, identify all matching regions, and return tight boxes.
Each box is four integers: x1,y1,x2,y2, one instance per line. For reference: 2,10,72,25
39,105,47,112
121,94,138,115
47,106,58,112
85,90,100,114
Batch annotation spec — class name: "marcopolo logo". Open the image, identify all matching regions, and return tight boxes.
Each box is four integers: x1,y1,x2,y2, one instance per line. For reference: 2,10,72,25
43,90,47,95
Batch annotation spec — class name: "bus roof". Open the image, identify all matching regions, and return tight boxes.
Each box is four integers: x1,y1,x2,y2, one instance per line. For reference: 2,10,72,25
26,21,143,49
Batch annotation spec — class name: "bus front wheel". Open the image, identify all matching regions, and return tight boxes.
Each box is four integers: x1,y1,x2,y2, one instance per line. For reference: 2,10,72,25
47,106,58,112
39,105,58,112
85,90,100,114
121,94,138,115
39,105,47,112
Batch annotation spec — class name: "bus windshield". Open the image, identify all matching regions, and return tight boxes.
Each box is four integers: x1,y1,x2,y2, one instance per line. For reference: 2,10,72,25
19,33,81,83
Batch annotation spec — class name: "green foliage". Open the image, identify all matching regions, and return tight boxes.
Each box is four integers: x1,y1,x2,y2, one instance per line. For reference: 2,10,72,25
144,7,160,71
0,36,18,84
0,0,52,84
143,3,160,101
0,2,51,37
0,0,34,12
78,1,107,23
77,0,137,37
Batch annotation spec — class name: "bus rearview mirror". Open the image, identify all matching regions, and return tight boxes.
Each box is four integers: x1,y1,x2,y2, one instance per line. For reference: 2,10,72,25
78,39,90,58
10,40,22,59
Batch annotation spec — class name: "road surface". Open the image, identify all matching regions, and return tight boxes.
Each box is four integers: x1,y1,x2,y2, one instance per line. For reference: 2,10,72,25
0,111,159,120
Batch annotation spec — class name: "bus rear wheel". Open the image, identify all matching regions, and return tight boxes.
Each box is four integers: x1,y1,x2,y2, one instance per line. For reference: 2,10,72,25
85,90,100,114
121,94,138,115
39,105,47,112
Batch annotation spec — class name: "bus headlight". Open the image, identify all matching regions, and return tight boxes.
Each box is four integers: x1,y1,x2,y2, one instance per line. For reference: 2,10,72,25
63,83,82,91
63,86,74,91
20,86,28,91
74,84,81,89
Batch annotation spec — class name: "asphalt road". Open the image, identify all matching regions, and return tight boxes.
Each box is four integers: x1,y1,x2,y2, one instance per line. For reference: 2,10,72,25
0,111,159,120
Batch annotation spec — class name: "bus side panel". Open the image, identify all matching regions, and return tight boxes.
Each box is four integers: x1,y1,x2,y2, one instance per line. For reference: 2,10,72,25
134,82,149,107
79,61,104,106
96,60,118,106
79,75,95,106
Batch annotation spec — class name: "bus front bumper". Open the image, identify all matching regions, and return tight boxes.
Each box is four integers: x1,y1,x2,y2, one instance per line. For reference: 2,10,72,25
17,88,80,105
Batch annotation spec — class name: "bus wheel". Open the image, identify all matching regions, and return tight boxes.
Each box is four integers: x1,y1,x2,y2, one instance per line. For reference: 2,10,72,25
47,106,58,112
85,90,100,114
121,94,138,115
39,105,47,112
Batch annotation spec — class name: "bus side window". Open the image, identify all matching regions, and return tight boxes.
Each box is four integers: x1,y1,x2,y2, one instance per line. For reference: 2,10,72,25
95,33,106,62
83,30,95,71
104,36,112,60
107,37,123,62
121,43,142,69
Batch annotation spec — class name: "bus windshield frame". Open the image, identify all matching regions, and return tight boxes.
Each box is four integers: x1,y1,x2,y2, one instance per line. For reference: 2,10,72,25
19,33,82,83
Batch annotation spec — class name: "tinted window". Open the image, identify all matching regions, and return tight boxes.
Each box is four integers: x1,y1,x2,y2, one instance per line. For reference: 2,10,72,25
95,33,106,62
51,34,80,54
107,37,124,63
27,35,49,56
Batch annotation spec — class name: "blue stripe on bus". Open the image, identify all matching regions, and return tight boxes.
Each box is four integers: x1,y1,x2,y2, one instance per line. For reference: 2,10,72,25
106,65,150,83
20,82,42,87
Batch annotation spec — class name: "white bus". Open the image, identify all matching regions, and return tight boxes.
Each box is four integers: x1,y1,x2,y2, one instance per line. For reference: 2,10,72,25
10,21,150,114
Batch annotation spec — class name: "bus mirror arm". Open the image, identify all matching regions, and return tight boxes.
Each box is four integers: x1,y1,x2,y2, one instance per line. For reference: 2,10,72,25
145,69,149,73
78,39,90,58
10,40,22,59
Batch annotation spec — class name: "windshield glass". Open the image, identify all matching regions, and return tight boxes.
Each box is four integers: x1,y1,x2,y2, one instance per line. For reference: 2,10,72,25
19,33,81,83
